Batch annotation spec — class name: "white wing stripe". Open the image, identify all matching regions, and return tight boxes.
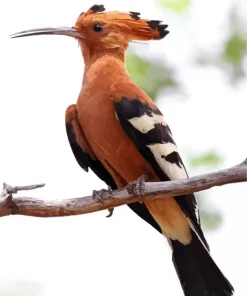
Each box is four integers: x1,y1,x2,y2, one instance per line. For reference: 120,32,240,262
147,143,187,180
128,113,166,133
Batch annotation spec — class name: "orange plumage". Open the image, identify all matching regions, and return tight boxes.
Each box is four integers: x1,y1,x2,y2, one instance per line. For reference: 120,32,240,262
11,4,234,296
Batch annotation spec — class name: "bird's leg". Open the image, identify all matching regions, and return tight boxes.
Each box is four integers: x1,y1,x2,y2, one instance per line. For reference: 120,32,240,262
92,185,114,217
127,175,147,198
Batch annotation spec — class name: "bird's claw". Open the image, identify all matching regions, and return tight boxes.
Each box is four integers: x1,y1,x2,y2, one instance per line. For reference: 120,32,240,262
106,207,114,218
127,175,147,198
92,186,114,217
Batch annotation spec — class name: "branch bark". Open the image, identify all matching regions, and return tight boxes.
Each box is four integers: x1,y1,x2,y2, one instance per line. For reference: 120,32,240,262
0,158,246,218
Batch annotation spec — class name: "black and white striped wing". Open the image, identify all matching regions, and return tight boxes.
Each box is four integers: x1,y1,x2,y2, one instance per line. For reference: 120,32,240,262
112,91,208,249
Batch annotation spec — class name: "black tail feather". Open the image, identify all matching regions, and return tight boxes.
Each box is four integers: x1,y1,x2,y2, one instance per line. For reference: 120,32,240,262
171,231,234,296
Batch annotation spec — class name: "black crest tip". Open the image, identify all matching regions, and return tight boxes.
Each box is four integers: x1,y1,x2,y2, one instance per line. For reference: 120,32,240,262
155,24,169,39
90,4,105,12
129,11,141,20
147,20,162,29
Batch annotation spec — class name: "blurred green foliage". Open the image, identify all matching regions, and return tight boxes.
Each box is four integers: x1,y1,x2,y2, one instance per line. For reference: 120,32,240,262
126,54,178,99
224,33,246,68
158,0,191,12
189,151,223,168
196,5,247,83
221,6,247,82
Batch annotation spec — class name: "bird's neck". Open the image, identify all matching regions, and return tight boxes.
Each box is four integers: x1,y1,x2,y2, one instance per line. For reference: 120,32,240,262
82,50,129,88
82,47,126,71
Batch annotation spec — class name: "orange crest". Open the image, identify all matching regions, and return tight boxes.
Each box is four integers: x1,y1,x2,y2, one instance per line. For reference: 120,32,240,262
75,4,169,41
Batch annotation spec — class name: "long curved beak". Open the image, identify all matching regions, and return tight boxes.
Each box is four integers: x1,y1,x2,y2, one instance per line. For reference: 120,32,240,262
10,26,82,39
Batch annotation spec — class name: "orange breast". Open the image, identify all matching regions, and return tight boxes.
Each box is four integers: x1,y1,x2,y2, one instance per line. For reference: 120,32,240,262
76,87,158,186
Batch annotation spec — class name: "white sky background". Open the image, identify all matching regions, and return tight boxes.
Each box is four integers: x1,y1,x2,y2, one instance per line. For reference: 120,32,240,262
0,0,247,295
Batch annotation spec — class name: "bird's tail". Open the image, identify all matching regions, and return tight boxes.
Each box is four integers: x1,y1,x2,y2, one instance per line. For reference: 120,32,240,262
170,230,234,296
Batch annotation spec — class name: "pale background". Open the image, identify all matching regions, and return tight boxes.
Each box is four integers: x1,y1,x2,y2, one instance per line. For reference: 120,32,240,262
0,0,247,295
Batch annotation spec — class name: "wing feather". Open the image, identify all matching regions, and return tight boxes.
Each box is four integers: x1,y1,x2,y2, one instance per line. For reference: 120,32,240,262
111,83,208,249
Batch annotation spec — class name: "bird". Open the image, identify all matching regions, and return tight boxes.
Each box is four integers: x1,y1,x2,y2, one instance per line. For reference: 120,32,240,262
10,4,234,296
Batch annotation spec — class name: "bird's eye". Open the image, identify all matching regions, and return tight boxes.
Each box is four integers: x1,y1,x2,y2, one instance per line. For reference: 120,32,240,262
93,24,103,32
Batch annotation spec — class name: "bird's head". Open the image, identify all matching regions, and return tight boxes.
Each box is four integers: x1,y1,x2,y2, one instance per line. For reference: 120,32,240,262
10,4,169,61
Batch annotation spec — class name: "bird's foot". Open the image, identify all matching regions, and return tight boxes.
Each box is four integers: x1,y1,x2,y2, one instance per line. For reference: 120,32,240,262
92,186,113,203
92,186,114,218
127,175,147,198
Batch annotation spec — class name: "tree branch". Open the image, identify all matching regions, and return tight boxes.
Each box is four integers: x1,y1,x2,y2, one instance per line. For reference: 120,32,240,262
0,158,246,218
